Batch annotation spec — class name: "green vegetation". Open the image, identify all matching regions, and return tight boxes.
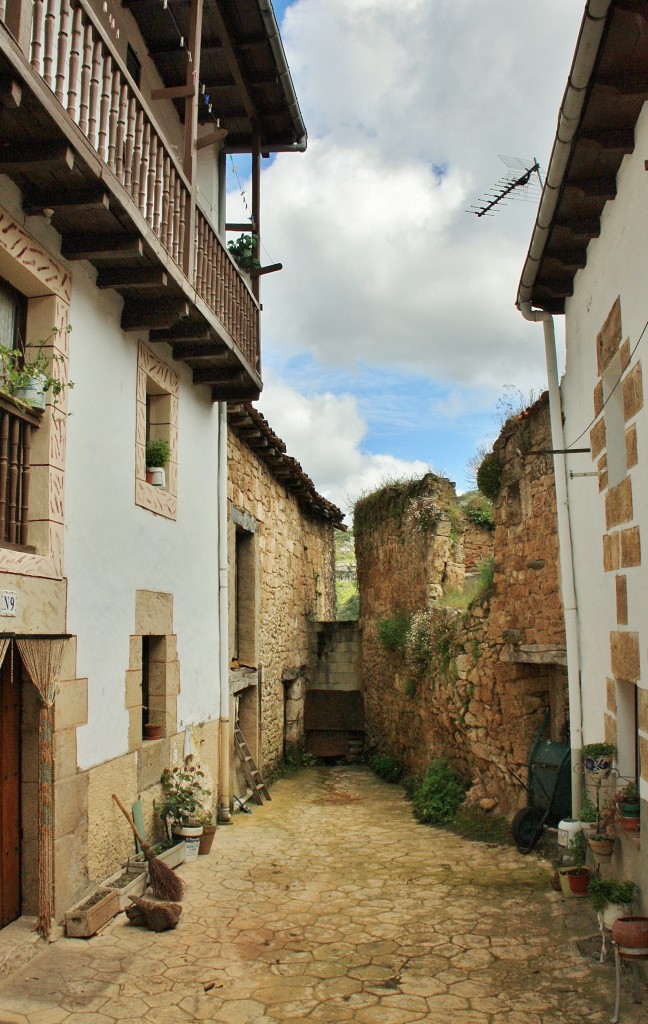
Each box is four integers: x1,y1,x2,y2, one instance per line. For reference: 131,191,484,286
227,233,261,272
376,613,410,653
145,438,171,467
336,579,359,620
447,807,513,845
582,742,616,759
355,474,446,535
579,798,597,823
589,878,638,912
476,451,502,500
410,756,467,824
370,753,403,784
461,491,495,531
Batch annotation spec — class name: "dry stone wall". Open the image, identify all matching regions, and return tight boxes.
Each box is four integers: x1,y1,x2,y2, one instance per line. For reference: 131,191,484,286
356,396,568,814
228,430,336,777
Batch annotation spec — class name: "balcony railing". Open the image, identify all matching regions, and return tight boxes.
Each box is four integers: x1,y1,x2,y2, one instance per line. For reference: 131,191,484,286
0,0,260,375
0,394,40,549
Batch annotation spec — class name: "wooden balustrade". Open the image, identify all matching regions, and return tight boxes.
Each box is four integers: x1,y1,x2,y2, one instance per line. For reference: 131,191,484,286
0,0,261,374
0,396,40,549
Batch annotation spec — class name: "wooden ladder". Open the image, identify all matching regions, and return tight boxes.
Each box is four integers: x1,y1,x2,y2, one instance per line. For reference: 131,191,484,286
234,725,271,805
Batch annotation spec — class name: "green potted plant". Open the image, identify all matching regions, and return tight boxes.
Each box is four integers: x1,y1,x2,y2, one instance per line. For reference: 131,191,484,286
579,797,598,834
227,233,261,274
566,829,590,897
145,438,170,488
160,762,210,861
0,325,74,411
582,742,616,780
617,781,640,832
590,878,638,930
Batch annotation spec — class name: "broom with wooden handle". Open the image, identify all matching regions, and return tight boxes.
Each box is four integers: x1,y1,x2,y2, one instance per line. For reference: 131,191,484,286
112,793,186,902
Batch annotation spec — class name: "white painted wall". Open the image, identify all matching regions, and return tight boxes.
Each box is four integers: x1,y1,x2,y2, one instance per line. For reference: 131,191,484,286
561,100,648,769
65,263,222,770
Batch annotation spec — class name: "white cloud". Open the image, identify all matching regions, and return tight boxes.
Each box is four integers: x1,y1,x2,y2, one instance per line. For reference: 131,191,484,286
228,0,584,498
257,377,429,516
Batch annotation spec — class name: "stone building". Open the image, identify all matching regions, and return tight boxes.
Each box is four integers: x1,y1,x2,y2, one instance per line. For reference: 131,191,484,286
355,399,567,814
227,403,343,791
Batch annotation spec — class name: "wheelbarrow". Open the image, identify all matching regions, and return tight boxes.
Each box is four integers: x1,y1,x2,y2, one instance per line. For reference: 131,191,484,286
509,707,572,854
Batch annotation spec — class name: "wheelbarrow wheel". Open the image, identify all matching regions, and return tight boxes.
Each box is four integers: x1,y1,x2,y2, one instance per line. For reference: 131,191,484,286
511,807,546,854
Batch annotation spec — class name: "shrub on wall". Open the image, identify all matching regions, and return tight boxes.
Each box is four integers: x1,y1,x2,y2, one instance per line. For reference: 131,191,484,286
462,492,495,530
411,756,467,824
376,613,410,653
404,607,459,680
476,452,503,500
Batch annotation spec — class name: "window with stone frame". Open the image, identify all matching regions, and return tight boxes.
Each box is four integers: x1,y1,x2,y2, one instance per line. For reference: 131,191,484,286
603,351,627,490
229,507,258,670
616,679,640,787
135,343,178,520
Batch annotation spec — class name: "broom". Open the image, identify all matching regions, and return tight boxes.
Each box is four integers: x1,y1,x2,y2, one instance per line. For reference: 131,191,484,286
112,793,186,902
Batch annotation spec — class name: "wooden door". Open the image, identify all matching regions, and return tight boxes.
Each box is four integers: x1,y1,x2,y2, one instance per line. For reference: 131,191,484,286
0,651,20,926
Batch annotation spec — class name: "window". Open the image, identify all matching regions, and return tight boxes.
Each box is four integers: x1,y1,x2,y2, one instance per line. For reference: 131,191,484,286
616,679,640,784
135,343,178,520
229,507,258,669
142,634,166,738
0,276,26,350
126,45,141,87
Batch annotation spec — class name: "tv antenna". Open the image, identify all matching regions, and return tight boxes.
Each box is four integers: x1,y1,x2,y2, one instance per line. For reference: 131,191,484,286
467,155,543,217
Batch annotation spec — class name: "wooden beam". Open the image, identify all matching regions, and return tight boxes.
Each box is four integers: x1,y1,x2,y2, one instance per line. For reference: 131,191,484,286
193,365,245,384
251,133,261,301
538,278,574,298
196,128,229,150
580,128,635,153
0,144,74,174
249,262,282,278
62,234,143,260
122,299,190,332
226,222,256,232
96,268,168,291
565,177,617,200
23,189,110,216
213,385,260,403
182,0,203,283
150,325,211,343
209,6,260,124
555,217,601,238
151,84,196,101
172,343,228,359
545,249,587,270
597,73,648,97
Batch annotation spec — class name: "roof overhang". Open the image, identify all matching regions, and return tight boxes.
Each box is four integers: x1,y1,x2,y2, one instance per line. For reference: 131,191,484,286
517,0,648,314
124,0,307,153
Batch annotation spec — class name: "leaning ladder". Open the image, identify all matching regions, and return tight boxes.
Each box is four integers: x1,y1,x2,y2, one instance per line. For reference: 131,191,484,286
234,725,271,805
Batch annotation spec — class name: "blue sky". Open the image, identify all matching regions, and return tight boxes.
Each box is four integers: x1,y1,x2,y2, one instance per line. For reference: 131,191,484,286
227,0,582,514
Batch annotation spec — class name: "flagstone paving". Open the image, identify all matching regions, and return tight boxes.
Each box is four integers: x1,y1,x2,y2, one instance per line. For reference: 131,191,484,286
0,765,646,1023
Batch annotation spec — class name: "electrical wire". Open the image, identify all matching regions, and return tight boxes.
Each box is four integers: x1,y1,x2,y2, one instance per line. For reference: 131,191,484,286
564,316,648,450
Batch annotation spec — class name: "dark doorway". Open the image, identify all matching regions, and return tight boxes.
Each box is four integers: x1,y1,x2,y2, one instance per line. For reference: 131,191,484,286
0,649,21,926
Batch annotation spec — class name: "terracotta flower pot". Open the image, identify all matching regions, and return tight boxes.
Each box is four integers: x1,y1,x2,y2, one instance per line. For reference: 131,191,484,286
612,917,648,955
621,815,640,832
198,824,216,855
143,723,162,740
567,868,591,896
588,833,615,859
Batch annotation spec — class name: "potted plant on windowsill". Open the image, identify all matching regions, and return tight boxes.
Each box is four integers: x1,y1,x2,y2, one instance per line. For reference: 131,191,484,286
582,742,616,781
0,325,74,411
160,762,210,862
145,438,170,488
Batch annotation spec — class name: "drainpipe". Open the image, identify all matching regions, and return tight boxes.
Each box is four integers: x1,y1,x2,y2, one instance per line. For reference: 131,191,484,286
217,401,232,822
518,303,582,815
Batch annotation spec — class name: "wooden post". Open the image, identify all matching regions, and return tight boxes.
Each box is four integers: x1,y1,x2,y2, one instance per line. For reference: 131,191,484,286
182,0,203,283
251,132,261,301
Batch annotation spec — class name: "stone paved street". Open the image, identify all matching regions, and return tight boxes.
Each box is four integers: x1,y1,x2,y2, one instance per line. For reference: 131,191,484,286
0,765,646,1024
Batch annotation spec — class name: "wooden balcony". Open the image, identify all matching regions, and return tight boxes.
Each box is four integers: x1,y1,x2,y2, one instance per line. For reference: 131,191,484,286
0,0,262,400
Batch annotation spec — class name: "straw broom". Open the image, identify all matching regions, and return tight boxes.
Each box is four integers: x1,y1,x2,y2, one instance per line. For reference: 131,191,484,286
112,793,186,902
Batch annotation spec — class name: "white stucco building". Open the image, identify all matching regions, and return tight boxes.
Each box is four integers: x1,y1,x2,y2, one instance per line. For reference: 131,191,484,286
518,0,648,888
0,0,306,933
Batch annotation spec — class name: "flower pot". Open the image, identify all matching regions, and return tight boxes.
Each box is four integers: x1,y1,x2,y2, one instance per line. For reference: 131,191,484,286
146,466,165,487
601,902,633,932
621,815,640,832
588,833,615,859
198,824,216,856
620,803,640,817
104,868,147,911
567,868,591,897
172,824,203,862
65,888,120,937
15,373,47,410
583,755,614,779
612,917,648,955
127,840,186,872
558,867,575,899
143,723,162,741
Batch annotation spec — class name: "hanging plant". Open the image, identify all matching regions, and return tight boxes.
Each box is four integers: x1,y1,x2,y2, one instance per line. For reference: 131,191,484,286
227,234,261,273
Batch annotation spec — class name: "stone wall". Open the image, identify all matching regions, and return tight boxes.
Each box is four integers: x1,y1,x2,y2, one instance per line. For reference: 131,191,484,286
464,520,494,574
356,396,568,815
228,429,337,779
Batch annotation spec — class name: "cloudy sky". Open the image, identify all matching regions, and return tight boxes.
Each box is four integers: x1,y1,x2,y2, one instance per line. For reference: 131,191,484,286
227,0,585,517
